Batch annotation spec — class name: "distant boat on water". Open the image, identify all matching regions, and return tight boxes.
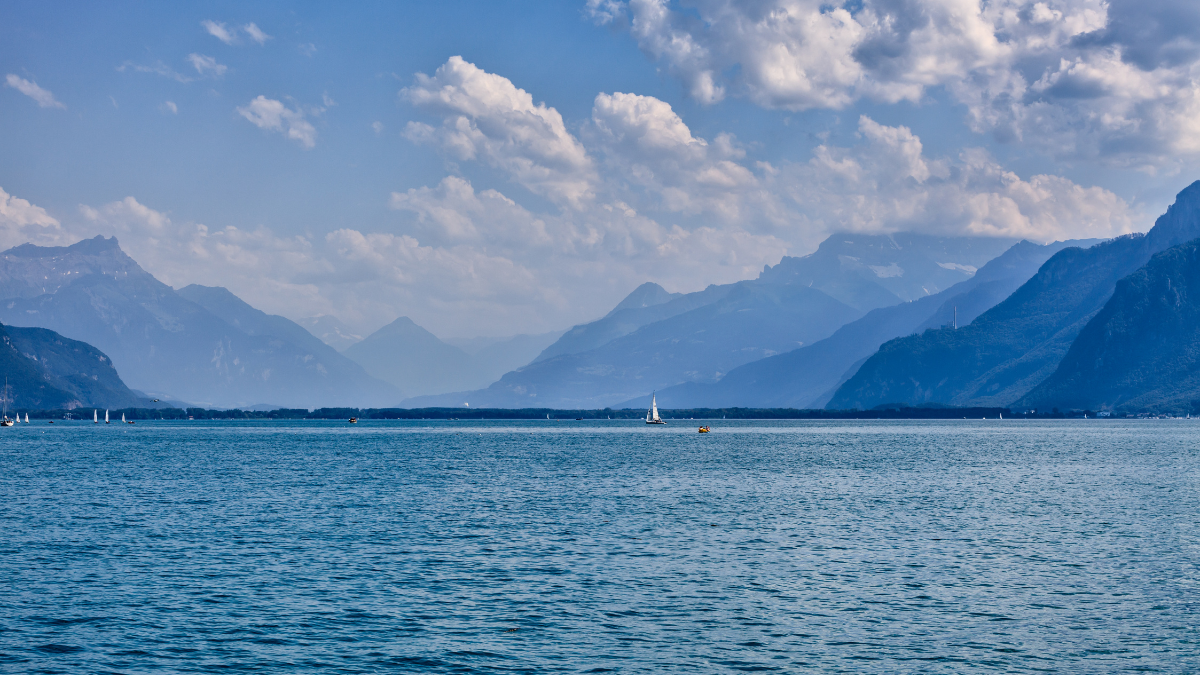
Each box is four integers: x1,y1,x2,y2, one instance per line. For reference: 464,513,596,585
0,379,12,427
105,410,110,424
94,410,98,424
646,393,666,425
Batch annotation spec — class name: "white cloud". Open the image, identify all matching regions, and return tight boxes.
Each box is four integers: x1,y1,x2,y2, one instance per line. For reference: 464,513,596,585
202,20,236,45
589,92,770,222
0,187,72,250
160,101,178,114
394,59,1137,313
243,22,271,44
187,53,227,77
401,56,596,207
591,0,1200,164
372,121,384,135
236,96,317,149
775,115,1138,242
5,74,65,109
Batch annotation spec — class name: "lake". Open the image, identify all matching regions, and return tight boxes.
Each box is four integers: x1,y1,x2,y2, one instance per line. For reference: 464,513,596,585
1,419,1197,673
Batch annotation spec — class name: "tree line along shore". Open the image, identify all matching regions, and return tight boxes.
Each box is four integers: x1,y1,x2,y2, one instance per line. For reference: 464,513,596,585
1,406,1171,421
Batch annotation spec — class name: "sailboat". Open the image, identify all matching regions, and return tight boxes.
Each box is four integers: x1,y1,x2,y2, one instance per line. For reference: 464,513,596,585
0,379,12,427
645,392,666,425
94,410,98,424
105,410,109,424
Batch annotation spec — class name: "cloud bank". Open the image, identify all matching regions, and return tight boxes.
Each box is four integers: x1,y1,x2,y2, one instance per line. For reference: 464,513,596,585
0,55,1142,337
587,0,1200,166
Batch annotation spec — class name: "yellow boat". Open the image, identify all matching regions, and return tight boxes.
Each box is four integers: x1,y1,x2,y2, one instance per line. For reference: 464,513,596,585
698,426,710,433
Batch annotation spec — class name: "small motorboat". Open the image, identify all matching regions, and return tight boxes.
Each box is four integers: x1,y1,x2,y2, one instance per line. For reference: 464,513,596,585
349,417,358,423
698,426,710,433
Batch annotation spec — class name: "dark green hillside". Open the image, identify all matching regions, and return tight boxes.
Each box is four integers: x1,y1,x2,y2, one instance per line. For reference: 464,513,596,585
827,180,1200,410
5,325,148,408
0,324,78,409
1019,239,1200,413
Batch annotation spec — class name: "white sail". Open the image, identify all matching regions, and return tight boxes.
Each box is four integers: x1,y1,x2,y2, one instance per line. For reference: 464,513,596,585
651,395,660,422
24,413,28,424
121,413,126,423
94,410,98,423
105,410,109,423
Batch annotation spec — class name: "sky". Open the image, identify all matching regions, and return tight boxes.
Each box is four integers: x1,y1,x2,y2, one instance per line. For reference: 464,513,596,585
3,0,1200,338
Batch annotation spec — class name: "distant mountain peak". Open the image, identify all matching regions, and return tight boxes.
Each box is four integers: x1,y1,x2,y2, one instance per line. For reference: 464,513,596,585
3,235,123,258
1146,179,1200,252
0,235,152,300
607,282,679,316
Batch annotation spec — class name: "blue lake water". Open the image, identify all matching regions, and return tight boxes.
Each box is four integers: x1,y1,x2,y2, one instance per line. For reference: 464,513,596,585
1,419,1197,673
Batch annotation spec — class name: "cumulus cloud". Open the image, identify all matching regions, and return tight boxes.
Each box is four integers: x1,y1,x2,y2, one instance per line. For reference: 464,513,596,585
589,91,773,222
187,53,227,77
590,0,1200,164
393,58,1139,322
775,115,1138,242
5,74,65,109
0,187,72,249
401,56,596,207
65,186,771,337
201,20,236,44
236,96,317,148
387,175,789,328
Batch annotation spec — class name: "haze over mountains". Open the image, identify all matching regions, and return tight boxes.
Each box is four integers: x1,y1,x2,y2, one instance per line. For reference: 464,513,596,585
645,238,1097,409
340,317,561,399
405,234,1016,409
7,182,1200,417
0,237,400,409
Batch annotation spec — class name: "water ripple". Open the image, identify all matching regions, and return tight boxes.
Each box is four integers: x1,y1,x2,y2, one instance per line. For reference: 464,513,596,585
1,419,1197,672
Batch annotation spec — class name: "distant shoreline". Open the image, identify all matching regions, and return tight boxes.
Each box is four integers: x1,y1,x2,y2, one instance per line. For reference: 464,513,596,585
2,406,1161,420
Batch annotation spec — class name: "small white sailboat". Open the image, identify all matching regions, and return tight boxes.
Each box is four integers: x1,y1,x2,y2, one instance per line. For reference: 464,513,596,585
646,392,666,425
23,413,28,424
94,410,98,424
121,413,126,423
105,409,110,424
0,379,12,427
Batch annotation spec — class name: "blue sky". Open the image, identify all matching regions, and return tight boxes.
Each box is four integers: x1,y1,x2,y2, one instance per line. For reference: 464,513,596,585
3,0,1199,337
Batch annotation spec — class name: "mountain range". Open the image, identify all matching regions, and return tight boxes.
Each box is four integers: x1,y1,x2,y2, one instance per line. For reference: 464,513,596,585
10,185,1200,415
0,237,400,408
404,233,1016,409
643,238,1096,409
1017,238,1200,414
340,317,561,399
829,181,1200,411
